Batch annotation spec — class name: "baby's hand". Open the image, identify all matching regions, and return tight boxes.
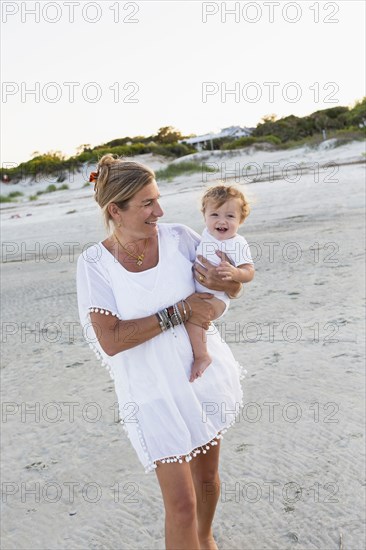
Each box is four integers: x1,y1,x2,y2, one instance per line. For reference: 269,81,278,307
216,261,237,281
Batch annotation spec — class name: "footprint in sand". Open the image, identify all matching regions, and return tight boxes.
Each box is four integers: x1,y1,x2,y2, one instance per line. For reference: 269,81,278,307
25,461,48,470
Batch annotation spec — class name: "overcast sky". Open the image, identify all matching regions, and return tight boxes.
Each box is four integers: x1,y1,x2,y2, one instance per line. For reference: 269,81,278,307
1,0,365,164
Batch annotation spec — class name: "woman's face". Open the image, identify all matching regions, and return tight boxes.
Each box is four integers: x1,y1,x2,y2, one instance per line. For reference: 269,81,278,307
116,180,164,240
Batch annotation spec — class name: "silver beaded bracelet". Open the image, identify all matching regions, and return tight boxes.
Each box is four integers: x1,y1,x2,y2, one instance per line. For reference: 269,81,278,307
156,300,192,333
173,303,183,325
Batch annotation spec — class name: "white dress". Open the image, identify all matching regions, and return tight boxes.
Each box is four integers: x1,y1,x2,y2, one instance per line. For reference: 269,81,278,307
76,223,245,473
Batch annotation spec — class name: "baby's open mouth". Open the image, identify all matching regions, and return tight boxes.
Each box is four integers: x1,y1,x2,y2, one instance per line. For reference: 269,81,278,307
215,227,228,233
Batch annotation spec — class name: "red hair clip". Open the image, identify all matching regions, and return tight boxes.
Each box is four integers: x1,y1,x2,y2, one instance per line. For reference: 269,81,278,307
89,171,98,183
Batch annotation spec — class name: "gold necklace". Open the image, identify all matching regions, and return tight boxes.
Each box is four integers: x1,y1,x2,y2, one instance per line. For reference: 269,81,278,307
113,232,148,266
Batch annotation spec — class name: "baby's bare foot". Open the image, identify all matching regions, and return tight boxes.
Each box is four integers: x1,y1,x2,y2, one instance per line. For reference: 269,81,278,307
189,354,212,382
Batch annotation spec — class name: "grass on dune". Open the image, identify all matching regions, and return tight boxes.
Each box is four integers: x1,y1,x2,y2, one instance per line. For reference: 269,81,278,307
0,191,24,203
155,161,217,181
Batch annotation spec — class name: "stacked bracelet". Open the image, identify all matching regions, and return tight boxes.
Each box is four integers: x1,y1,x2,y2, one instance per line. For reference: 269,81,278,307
173,303,183,325
156,309,172,332
156,300,192,333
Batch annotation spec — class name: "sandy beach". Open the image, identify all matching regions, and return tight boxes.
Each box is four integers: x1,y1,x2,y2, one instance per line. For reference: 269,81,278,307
1,140,365,549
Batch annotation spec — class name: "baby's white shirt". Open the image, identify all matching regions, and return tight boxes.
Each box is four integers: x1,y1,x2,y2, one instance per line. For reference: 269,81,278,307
196,227,254,267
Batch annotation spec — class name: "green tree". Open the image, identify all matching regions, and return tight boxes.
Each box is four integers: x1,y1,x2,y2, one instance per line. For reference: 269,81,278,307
154,126,183,144
346,97,366,126
76,144,91,155
261,114,277,123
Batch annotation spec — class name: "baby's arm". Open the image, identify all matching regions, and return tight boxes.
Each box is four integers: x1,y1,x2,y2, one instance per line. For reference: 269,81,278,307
216,262,255,283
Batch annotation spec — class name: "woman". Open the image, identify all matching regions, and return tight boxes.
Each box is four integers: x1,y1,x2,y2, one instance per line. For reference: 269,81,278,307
76,154,245,550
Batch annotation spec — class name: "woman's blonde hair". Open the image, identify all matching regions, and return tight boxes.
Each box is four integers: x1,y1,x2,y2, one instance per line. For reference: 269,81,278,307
93,154,155,232
201,185,250,223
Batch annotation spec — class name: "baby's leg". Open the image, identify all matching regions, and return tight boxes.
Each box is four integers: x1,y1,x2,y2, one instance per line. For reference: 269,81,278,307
186,321,210,382
186,297,225,383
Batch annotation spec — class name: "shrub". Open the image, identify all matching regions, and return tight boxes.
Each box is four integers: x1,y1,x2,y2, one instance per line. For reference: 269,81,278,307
0,195,14,203
222,137,256,150
151,143,195,158
344,97,366,126
0,191,24,203
35,183,69,195
94,143,151,159
256,135,282,145
331,128,366,147
156,162,216,181
333,127,365,138
45,184,57,193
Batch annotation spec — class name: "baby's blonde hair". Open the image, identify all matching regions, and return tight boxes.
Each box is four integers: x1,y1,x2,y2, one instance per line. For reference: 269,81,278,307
201,185,250,223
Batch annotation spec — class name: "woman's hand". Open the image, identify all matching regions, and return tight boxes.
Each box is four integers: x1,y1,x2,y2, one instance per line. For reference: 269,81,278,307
184,292,215,330
193,251,242,296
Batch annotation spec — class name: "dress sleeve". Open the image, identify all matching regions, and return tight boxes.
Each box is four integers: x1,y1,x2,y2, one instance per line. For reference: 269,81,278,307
76,246,123,373
76,246,122,322
171,223,201,262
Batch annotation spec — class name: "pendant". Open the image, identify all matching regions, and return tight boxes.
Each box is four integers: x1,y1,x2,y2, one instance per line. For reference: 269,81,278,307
136,255,144,266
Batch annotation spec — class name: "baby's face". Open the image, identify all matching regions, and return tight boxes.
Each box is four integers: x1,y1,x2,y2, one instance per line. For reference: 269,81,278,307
204,198,241,241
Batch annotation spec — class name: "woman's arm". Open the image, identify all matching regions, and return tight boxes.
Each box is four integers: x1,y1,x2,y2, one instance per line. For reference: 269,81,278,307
90,292,215,356
90,311,161,356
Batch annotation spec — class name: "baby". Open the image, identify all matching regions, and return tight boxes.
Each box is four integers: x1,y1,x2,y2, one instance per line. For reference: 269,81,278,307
187,185,255,382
